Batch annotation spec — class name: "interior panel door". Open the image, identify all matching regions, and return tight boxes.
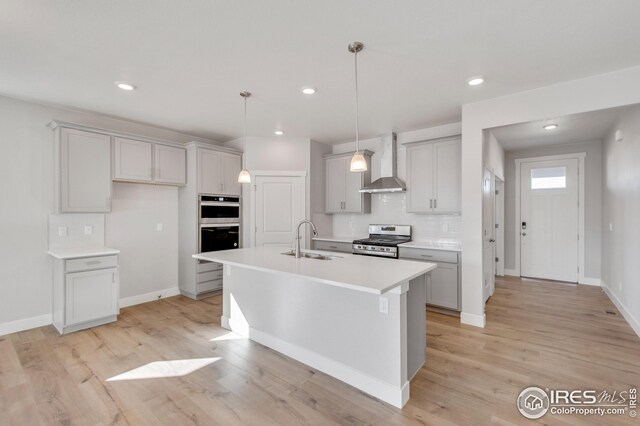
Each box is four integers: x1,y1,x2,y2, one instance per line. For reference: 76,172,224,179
255,176,303,248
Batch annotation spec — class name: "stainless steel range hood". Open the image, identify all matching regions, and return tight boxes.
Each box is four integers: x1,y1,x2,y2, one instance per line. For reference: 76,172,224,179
359,133,406,193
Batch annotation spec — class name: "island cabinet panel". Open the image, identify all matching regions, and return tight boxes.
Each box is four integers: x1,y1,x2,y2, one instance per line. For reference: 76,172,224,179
113,137,153,182
154,144,186,185
324,151,372,214
406,137,461,214
56,128,112,213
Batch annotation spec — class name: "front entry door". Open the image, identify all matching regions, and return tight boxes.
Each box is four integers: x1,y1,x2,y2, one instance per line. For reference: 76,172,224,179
520,158,579,282
254,175,304,248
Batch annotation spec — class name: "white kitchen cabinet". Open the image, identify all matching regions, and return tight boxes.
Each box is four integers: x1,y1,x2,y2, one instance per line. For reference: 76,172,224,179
197,148,242,195
324,151,372,214
154,144,186,185
113,137,153,182
52,254,119,334
55,127,112,213
399,246,460,313
113,137,186,185
312,240,353,253
406,137,461,214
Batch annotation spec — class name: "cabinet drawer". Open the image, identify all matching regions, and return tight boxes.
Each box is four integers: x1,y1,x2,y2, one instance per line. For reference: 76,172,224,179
197,261,222,273
66,255,118,273
399,247,458,263
313,240,352,253
197,279,222,294
198,269,223,283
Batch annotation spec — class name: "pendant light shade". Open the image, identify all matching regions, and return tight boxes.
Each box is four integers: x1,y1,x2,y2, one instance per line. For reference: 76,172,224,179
238,91,251,183
350,153,367,172
348,41,367,173
237,169,251,183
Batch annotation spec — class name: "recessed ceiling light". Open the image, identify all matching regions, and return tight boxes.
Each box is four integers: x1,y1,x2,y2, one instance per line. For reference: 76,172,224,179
543,124,558,130
274,130,284,135
466,76,485,86
301,86,317,95
115,81,136,91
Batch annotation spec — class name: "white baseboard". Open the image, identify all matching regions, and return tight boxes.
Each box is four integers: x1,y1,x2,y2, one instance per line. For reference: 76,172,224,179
601,284,640,338
119,286,181,308
579,277,602,286
0,313,52,337
222,316,408,408
504,269,519,277
460,312,486,328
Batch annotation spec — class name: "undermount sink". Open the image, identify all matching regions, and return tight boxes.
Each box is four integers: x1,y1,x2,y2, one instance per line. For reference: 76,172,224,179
281,251,342,260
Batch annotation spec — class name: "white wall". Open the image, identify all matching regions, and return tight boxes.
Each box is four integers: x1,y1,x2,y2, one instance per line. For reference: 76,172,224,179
484,130,505,181
330,124,463,241
461,65,640,328
502,140,603,279
601,104,640,336
0,94,218,330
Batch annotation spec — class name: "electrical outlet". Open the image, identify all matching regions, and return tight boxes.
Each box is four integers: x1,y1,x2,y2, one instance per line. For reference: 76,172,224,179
84,226,93,235
58,226,68,237
379,297,389,314
156,223,163,232
443,223,449,232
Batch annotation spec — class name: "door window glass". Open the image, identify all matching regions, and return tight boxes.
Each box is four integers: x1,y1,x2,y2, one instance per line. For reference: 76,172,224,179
531,166,566,189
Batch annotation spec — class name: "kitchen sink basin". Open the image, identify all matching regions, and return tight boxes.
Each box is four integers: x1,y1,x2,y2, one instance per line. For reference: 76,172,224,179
281,251,342,260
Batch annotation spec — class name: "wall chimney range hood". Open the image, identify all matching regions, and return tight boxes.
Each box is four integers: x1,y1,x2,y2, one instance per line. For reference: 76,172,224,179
359,133,406,193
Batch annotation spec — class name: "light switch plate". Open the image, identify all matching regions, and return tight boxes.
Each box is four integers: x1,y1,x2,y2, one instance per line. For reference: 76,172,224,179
609,223,613,232
379,297,389,314
84,226,93,235
58,226,68,237
156,223,163,232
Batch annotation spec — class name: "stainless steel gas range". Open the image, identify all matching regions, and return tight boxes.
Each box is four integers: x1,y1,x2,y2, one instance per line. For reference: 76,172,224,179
352,225,411,259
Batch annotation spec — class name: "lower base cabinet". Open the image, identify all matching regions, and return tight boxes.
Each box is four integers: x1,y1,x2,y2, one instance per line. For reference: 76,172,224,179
399,247,460,313
179,260,223,300
53,255,119,334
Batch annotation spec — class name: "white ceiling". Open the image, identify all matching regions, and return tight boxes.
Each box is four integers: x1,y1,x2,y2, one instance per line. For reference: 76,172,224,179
2,1,640,144
490,106,628,151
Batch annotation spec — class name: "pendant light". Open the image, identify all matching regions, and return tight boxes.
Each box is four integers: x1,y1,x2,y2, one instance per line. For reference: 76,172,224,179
238,91,252,183
348,41,367,172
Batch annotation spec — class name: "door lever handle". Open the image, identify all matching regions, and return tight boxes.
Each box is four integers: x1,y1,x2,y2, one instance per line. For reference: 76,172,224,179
489,238,495,243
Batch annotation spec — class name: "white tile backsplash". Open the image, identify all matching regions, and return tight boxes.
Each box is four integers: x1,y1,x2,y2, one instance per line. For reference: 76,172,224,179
331,193,461,243
48,214,106,250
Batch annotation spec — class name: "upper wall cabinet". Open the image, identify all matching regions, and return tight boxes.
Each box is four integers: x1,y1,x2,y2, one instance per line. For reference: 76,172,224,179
54,127,112,213
324,151,372,214
197,148,242,195
113,137,153,182
113,137,186,186
154,144,186,185
406,137,461,214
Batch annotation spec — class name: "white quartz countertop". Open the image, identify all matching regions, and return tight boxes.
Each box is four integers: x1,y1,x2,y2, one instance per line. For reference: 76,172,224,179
193,246,436,295
312,235,365,243
48,246,120,259
399,241,462,252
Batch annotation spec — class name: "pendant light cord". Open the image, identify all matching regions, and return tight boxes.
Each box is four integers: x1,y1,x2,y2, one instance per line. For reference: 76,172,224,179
354,48,360,154
243,95,247,168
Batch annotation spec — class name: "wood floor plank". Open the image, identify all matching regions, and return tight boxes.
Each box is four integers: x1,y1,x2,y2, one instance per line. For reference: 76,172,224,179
1,277,639,425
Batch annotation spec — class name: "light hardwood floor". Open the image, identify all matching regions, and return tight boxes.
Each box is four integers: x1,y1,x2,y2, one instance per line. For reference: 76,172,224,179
1,276,639,425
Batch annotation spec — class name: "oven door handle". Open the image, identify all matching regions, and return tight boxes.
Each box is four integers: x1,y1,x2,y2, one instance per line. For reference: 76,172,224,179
200,223,240,228
200,202,240,207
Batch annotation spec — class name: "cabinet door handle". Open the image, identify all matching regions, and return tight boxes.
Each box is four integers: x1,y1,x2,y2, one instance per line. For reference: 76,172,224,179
329,245,338,249
434,199,437,209
85,260,101,265
430,199,433,208
420,254,433,258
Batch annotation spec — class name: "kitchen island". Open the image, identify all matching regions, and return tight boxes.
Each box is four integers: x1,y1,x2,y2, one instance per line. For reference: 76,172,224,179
193,246,436,407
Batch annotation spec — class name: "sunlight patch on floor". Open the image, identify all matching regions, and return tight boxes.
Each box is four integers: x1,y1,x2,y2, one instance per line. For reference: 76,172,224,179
106,357,221,381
